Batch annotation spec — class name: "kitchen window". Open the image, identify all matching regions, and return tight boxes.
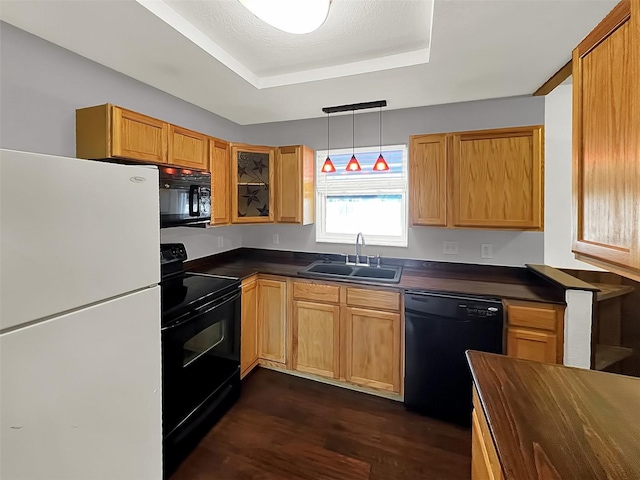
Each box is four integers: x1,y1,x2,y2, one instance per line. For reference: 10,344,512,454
316,145,408,247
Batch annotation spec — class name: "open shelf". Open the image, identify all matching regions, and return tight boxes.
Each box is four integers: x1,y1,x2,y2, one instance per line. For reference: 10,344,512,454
592,283,634,302
595,344,634,371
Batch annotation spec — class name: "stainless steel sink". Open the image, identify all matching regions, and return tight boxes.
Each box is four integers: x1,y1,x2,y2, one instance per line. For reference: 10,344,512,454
300,261,402,283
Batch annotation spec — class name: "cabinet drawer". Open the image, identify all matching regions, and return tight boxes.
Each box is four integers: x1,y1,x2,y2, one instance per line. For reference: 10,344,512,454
346,287,400,312
506,301,561,331
293,282,340,303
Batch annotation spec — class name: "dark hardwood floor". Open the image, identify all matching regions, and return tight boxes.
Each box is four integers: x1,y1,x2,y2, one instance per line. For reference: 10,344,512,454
170,369,471,480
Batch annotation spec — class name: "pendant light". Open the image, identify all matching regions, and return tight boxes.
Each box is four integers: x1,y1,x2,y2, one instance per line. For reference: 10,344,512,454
321,112,336,173
345,110,361,172
373,105,390,171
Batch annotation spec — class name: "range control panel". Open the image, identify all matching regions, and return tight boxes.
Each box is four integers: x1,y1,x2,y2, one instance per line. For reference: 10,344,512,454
160,243,187,265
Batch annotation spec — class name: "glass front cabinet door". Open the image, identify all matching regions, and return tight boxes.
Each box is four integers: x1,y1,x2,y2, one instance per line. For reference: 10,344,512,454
231,144,275,223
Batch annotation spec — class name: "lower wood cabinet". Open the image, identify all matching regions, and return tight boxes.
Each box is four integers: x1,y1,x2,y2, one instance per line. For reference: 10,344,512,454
291,300,340,379
345,307,400,392
505,300,564,364
258,278,287,364
507,328,557,364
472,387,504,480
240,277,259,378
288,281,402,395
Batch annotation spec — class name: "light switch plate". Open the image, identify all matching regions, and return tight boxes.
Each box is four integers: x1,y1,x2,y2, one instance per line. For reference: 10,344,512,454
443,241,459,255
217,236,224,248
273,234,280,244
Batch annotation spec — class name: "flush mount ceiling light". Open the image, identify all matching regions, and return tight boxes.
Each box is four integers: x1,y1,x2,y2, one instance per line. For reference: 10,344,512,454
237,0,331,34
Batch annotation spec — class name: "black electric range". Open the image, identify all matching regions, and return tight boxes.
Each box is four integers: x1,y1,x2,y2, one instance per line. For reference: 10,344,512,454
160,243,241,476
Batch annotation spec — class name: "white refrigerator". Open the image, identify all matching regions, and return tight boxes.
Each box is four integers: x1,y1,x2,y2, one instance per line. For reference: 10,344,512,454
0,149,163,479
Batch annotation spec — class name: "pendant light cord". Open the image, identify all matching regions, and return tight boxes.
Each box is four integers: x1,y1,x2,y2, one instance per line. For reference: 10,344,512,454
352,110,355,155
379,106,382,155
327,112,330,153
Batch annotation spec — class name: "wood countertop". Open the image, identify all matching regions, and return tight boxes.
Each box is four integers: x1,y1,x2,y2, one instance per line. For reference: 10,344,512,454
186,249,565,303
467,351,640,480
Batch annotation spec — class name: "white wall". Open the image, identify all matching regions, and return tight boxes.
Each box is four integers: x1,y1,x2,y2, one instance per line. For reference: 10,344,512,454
543,84,602,270
160,226,243,260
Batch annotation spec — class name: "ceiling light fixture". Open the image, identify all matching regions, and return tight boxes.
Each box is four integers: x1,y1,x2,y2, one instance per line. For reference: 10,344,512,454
321,112,336,173
373,106,390,171
238,0,331,35
346,110,361,172
322,100,387,173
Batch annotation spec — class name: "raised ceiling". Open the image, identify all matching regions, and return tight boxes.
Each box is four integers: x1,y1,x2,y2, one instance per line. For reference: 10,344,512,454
0,0,617,125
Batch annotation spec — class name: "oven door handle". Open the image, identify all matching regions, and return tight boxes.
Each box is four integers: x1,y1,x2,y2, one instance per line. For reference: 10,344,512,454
162,291,239,332
189,185,200,217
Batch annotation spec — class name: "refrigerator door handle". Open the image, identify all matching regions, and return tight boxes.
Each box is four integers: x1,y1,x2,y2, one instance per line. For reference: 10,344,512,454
189,185,200,217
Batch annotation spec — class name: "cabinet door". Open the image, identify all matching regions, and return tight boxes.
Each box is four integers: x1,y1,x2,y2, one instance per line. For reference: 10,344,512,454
507,328,557,363
275,146,301,223
572,2,640,280
258,279,286,364
451,126,544,230
471,410,493,480
345,307,400,393
409,134,448,226
241,279,259,378
111,106,168,163
275,145,315,225
231,144,275,223
292,300,340,379
210,138,231,225
168,125,208,170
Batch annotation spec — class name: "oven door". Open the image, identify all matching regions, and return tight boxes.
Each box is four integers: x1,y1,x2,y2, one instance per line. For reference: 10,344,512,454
159,168,211,227
161,289,240,438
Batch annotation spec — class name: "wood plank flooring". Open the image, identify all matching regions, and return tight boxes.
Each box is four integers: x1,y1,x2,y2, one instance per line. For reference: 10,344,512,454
170,369,471,480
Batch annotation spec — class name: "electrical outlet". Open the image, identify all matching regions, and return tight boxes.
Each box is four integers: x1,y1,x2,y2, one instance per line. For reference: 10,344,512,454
443,241,459,255
481,244,493,259
273,234,279,245
217,236,224,248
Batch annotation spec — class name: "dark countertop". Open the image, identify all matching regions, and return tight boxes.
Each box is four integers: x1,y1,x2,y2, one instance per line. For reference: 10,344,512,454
467,351,640,480
187,249,565,303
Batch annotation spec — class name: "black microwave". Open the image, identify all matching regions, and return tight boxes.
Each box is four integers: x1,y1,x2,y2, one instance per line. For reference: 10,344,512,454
159,167,211,228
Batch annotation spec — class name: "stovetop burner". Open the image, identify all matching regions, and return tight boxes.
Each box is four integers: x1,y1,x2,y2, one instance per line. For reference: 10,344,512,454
161,272,240,326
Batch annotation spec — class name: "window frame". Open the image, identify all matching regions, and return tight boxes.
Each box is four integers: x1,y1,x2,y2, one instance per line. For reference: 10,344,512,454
315,144,409,248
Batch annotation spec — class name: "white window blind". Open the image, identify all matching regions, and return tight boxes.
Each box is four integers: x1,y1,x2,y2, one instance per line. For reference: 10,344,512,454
316,145,408,247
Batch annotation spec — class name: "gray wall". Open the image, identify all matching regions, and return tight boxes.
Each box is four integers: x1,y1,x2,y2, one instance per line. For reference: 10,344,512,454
1,22,545,265
0,21,244,260
243,96,546,266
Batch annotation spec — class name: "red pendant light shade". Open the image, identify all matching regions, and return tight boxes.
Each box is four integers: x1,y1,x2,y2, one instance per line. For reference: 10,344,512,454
346,155,361,172
373,154,389,171
321,156,336,173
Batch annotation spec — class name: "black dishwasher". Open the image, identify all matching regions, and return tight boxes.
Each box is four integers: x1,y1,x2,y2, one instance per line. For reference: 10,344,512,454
404,290,504,425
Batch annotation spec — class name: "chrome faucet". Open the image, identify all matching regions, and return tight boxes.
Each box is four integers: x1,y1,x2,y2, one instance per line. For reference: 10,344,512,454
355,232,366,265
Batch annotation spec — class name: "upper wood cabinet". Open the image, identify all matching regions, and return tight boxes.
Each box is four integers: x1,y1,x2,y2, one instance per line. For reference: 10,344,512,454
410,134,448,226
409,126,544,231
572,0,640,282
77,104,210,171
168,124,208,170
258,278,287,365
210,137,231,225
275,145,315,225
231,143,275,224
77,104,168,164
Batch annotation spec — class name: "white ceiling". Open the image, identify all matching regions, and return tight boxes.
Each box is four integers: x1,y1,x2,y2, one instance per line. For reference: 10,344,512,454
0,0,616,125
